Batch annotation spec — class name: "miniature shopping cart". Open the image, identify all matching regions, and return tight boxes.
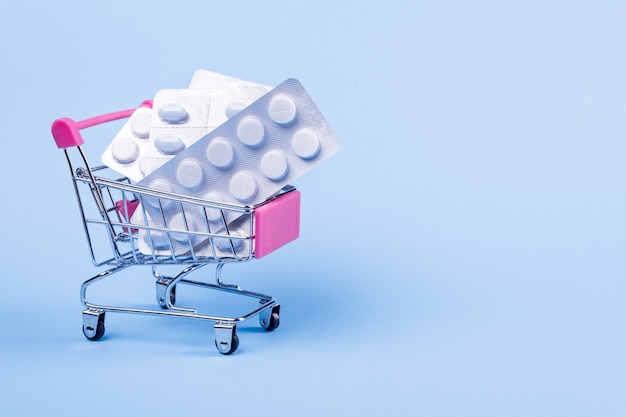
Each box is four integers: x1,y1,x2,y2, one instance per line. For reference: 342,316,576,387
51,101,301,354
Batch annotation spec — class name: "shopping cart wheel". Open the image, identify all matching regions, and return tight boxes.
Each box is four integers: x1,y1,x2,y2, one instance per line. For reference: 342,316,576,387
260,304,281,331
82,310,105,341
214,323,239,355
156,281,176,309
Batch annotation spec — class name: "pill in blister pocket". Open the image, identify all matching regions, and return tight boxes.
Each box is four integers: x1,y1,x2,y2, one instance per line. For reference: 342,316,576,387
225,102,249,118
155,135,186,155
202,191,229,222
237,116,265,147
268,93,297,125
146,179,174,209
206,137,235,168
130,110,151,139
214,230,245,251
229,171,258,202
261,150,289,180
111,137,139,164
176,158,204,189
158,104,189,124
291,128,320,159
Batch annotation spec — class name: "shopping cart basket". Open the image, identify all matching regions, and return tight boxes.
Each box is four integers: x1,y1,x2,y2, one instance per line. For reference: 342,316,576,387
51,101,301,354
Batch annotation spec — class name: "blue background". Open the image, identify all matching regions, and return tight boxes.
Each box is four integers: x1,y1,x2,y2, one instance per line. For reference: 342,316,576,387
1,1,625,415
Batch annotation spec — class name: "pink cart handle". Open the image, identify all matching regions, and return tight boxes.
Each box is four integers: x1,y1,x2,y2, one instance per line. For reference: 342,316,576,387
51,100,153,149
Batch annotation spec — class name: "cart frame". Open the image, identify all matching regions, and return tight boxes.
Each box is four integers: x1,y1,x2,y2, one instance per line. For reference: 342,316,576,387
51,101,300,354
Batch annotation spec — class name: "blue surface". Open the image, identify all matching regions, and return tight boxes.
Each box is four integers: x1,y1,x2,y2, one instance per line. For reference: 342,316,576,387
1,1,625,415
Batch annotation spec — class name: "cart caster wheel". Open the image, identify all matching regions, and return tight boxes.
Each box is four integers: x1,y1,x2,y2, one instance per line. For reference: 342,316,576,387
82,311,105,341
157,284,176,309
214,324,239,355
260,304,280,331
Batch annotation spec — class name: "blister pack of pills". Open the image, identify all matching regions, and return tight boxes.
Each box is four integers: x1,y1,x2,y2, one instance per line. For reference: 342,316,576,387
134,78,339,256
102,85,268,182
131,201,253,258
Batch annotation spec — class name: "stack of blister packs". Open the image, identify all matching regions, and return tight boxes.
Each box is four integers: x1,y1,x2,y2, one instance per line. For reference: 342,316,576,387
100,70,339,256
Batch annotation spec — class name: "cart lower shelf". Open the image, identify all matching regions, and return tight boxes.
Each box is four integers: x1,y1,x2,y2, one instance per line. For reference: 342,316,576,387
80,263,281,355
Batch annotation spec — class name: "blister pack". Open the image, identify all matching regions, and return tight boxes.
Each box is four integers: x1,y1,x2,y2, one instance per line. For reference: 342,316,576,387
101,85,268,181
134,78,339,256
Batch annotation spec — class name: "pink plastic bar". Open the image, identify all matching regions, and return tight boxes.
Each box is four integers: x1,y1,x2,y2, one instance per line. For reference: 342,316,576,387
115,199,140,233
51,100,153,149
254,190,301,259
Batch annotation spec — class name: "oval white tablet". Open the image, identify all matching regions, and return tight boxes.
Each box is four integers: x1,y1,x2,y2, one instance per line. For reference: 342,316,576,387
111,137,139,164
155,134,186,155
146,179,173,209
176,158,204,189
260,150,289,181
158,103,189,124
229,171,257,202
203,191,227,223
268,94,297,125
206,137,234,168
129,108,152,139
236,116,265,147
225,102,248,118
291,128,321,159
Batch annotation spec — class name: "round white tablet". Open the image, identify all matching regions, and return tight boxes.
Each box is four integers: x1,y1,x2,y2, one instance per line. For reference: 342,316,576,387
202,191,227,223
146,179,173,209
206,137,235,168
225,102,248,118
176,158,204,189
260,149,289,181
268,94,297,125
111,137,139,164
236,115,265,147
129,108,152,139
168,212,199,243
291,128,321,159
214,229,245,251
144,231,169,250
229,171,257,202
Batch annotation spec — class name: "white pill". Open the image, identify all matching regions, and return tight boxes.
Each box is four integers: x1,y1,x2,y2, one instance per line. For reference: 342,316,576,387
111,137,139,164
206,137,234,168
202,192,227,223
260,150,289,181
291,128,321,159
168,212,199,243
158,103,189,124
144,231,169,250
155,134,186,155
225,102,248,118
214,229,245,251
146,179,173,209
268,94,297,125
176,158,204,189
236,115,265,147
129,108,152,139
229,171,257,202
